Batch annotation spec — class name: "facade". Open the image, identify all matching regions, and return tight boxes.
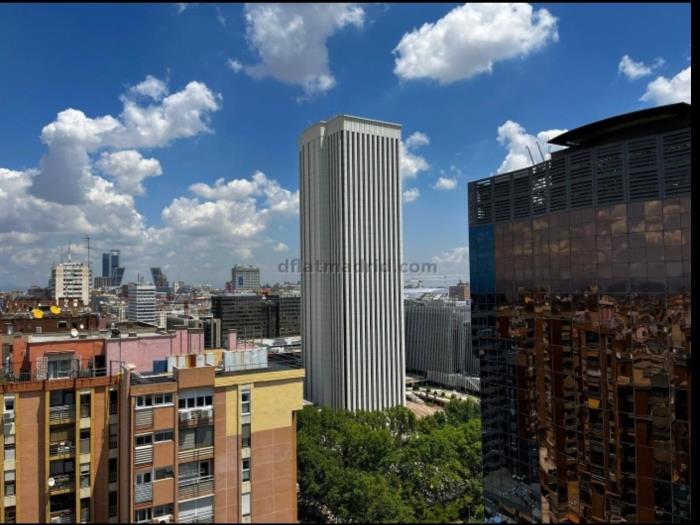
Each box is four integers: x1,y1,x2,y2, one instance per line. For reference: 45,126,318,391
211,295,300,342
404,298,477,380
299,115,405,411
0,327,304,524
469,103,691,523
231,266,260,293
50,262,91,306
127,284,156,326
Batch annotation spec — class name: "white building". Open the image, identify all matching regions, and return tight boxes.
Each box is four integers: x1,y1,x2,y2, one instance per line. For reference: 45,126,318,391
231,265,260,291
50,261,91,306
127,283,156,325
299,115,405,411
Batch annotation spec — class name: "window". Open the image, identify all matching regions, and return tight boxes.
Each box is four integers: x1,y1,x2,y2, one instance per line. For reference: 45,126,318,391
4,395,14,412
241,492,251,517
135,434,153,447
134,508,152,523
242,423,251,448
179,460,212,482
108,491,118,517
136,471,152,485
80,428,90,453
242,458,251,482
50,459,74,476
155,467,174,480
154,430,174,442
179,426,212,450
178,390,213,409
4,506,16,524
4,441,15,461
79,392,90,418
50,390,74,407
137,393,173,408
80,463,90,488
108,458,118,483
241,390,251,414
47,357,74,379
109,389,118,415
4,470,15,496
109,424,118,449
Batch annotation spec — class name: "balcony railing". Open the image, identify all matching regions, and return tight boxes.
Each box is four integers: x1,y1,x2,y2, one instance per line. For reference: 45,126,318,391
178,509,213,524
49,405,75,425
80,508,90,523
49,441,75,457
49,474,75,494
178,475,214,500
179,407,213,427
135,483,152,504
80,438,90,454
178,446,214,462
50,510,75,524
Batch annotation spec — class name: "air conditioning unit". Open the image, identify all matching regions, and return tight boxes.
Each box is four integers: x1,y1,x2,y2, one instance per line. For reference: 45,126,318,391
181,411,192,421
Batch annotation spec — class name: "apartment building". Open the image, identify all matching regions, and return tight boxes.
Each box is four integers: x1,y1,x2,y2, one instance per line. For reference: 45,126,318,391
469,103,691,523
0,323,304,524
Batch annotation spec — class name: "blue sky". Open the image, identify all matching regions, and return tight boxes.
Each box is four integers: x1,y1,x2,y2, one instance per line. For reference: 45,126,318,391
0,3,691,289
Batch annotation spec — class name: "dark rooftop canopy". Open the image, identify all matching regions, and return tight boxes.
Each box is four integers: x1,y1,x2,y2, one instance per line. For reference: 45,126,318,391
549,102,690,147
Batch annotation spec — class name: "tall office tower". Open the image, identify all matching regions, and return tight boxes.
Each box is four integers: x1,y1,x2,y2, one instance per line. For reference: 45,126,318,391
50,261,91,306
150,267,170,293
102,253,111,278
469,103,691,523
127,283,156,325
211,294,301,341
231,265,261,292
299,115,405,411
101,250,123,286
111,266,125,286
404,298,477,388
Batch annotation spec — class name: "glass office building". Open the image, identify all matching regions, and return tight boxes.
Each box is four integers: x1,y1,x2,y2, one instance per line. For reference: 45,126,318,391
469,103,690,523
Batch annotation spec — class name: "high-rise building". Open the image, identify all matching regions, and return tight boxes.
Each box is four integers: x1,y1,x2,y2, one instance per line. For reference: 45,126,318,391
299,115,405,411
0,324,304,523
100,250,124,286
150,267,171,294
405,298,477,388
211,294,300,341
231,265,261,292
127,284,156,325
50,261,91,306
469,103,691,523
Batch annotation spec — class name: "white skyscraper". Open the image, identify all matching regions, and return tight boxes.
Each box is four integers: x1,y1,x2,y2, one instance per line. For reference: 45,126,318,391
127,283,156,325
50,261,91,306
299,115,405,411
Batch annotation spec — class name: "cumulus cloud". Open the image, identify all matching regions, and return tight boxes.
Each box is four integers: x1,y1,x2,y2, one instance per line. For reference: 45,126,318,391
235,3,364,95
618,54,664,80
273,242,288,252
496,120,567,173
227,59,244,72
432,246,469,265
393,3,558,84
29,76,221,205
434,177,458,190
403,187,420,203
96,150,162,196
400,131,430,179
640,66,691,105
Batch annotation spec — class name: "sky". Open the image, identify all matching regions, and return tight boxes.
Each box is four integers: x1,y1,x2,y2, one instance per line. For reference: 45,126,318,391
0,3,691,290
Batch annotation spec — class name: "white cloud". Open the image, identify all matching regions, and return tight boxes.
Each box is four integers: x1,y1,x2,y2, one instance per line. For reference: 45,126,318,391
29,76,221,205
236,3,364,95
400,131,430,179
227,59,244,72
434,176,458,190
393,3,558,84
618,54,663,80
640,66,691,105
273,242,288,252
432,246,469,265
96,150,162,196
403,187,420,203
496,120,567,173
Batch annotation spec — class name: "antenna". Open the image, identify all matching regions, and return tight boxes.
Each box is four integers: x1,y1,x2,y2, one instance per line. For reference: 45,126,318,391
535,142,546,163
85,236,90,269
525,146,536,166
68,240,72,262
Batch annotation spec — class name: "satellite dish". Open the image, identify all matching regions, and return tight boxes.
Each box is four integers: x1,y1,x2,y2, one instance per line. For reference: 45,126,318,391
32,308,44,319
50,305,61,315
70,328,79,338
79,324,85,330
48,477,56,487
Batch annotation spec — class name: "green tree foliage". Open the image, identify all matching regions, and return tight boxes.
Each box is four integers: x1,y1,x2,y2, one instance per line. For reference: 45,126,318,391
297,400,484,523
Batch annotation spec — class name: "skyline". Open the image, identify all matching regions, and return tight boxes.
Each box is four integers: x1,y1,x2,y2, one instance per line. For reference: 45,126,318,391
0,3,691,289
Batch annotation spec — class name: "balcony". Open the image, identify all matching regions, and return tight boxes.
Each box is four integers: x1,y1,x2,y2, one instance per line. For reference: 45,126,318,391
179,407,213,428
135,483,152,504
178,509,214,524
49,441,75,458
178,475,214,500
178,446,214,463
48,474,75,494
49,405,75,425
50,510,75,524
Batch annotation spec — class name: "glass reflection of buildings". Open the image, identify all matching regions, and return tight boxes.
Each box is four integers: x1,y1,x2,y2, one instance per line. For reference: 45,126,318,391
468,103,690,523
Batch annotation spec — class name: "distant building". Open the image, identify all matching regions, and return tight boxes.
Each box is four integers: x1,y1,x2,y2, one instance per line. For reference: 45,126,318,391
50,261,91,306
300,115,405,411
448,281,470,301
150,267,171,293
211,294,300,341
93,276,113,289
101,249,125,286
231,265,260,292
127,283,156,325
404,298,477,383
